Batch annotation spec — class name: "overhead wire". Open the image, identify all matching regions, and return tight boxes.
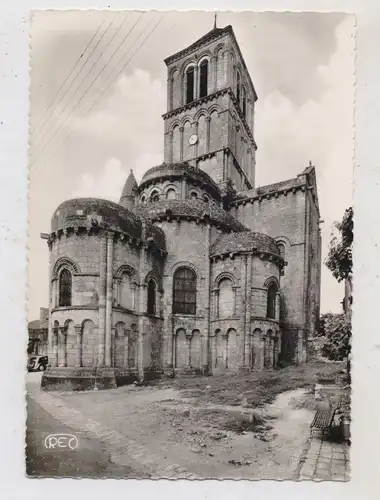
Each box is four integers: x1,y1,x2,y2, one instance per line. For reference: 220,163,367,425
31,10,125,156
30,14,107,136
31,13,166,175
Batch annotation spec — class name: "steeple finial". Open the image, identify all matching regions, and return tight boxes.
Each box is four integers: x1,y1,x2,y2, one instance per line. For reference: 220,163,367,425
214,12,217,29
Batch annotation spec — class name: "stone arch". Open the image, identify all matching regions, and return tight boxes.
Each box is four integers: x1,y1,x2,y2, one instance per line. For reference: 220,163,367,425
226,328,239,370
190,329,201,369
214,271,236,288
174,328,188,369
170,261,199,279
164,184,178,200
114,264,136,280
169,119,182,132
194,108,208,121
214,43,225,56
64,319,76,367
81,319,96,368
52,257,81,280
114,321,126,368
264,276,280,289
197,51,212,64
208,104,222,115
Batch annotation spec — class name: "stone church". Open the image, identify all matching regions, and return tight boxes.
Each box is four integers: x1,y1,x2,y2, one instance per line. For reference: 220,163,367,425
41,24,321,390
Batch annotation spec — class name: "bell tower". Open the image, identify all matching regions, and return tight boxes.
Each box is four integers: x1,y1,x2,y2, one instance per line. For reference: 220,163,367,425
162,24,258,191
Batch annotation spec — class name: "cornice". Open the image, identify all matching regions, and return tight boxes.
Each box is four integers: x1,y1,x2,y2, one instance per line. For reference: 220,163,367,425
231,184,308,207
163,88,257,151
210,249,284,268
47,227,167,257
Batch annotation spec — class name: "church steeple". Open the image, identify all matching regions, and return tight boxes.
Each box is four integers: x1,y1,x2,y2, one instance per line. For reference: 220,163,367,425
163,24,258,191
119,169,138,210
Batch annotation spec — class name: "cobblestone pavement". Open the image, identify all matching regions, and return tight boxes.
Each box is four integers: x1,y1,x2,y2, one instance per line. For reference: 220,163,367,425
297,431,350,481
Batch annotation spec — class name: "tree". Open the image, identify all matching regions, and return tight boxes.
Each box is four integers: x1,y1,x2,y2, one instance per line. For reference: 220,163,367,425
320,313,351,362
325,207,353,282
323,207,353,373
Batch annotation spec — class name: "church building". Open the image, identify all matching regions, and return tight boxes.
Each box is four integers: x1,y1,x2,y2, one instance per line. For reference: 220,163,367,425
41,24,322,390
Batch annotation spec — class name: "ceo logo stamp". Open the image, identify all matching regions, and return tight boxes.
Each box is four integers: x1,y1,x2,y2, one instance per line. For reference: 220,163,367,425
44,434,79,450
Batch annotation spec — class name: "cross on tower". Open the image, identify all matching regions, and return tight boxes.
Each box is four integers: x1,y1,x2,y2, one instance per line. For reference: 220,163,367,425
214,12,217,29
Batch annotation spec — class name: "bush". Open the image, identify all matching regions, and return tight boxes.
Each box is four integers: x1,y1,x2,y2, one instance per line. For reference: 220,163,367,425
320,313,351,362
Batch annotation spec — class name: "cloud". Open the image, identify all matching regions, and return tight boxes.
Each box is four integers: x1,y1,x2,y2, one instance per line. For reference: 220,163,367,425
256,16,355,312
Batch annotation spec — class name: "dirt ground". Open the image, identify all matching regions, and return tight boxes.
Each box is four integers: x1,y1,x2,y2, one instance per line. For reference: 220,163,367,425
45,361,344,479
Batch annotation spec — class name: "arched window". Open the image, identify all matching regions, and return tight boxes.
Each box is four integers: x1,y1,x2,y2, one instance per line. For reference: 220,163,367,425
277,243,285,260
190,191,198,200
236,71,241,103
218,277,234,318
173,267,196,315
166,188,176,200
140,195,146,204
185,66,195,104
241,86,246,117
267,283,278,319
150,190,159,202
147,279,156,315
59,268,72,307
199,59,208,98
203,194,210,203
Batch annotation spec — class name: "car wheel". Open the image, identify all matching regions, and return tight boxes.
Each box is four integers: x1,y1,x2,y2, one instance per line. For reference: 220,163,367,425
38,364,45,371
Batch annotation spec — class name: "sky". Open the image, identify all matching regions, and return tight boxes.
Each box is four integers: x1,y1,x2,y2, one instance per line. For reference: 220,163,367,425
28,10,355,321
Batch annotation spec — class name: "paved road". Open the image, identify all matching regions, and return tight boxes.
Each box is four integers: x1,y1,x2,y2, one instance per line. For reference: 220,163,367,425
26,374,136,478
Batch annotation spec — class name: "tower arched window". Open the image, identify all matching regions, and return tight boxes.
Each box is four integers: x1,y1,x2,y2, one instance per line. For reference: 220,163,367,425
267,282,278,319
59,268,72,307
173,267,196,315
241,86,246,117
185,66,195,104
199,59,208,98
166,188,176,200
147,279,156,315
277,243,285,260
236,71,241,104
150,190,159,202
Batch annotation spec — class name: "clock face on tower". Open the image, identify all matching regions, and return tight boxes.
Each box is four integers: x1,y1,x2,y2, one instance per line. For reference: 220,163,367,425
189,134,198,145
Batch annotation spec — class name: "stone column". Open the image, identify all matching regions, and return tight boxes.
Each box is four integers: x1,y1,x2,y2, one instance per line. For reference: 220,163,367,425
206,116,211,153
211,55,217,92
179,126,184,161
194,65,199,100
58,326,67,367
167,77,171,112
97,233,107,366
51,327,58,367
105,232,114,367
124,328,129,368
75,325,82,367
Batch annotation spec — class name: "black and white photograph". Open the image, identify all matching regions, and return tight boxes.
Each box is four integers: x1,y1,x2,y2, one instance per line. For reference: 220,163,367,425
26,10,354,480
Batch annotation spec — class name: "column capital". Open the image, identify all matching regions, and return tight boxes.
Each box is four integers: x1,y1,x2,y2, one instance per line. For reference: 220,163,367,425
75,325,82,335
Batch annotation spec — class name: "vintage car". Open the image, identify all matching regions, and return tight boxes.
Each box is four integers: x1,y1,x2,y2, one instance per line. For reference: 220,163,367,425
27,355,48,372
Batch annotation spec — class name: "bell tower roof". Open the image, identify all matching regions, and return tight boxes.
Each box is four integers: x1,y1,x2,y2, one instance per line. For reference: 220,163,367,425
119,169,138,206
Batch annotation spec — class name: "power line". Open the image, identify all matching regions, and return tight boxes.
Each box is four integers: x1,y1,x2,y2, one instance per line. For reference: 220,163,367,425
85,14,165,117
30,12,146,168
31,11,122,153
31,13,166,175
30,15,107,136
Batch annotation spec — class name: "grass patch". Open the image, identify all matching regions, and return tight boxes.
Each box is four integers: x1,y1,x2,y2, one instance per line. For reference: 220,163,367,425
161,361,345,410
